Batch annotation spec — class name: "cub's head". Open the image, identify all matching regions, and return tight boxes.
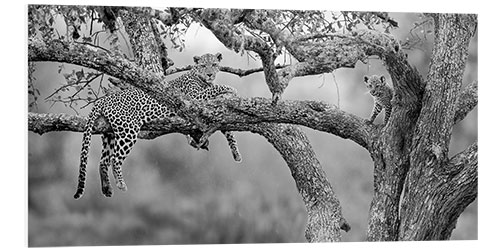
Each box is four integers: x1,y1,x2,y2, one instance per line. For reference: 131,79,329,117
192,53,223,83
363,75,387,96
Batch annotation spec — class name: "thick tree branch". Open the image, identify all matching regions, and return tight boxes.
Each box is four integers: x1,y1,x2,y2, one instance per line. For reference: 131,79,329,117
436,142,477,240
242,10,306,61
248,123,349,241
28,112,196,139
445,142,478,177
398,13,478,241
28,93,373,149
454,82,478,124
201,9,412,103
196,9,284,102
398,142,477,240
30,10,352,241
28,37,192,118
28,38,372,148
412,14,477,162
28,37,167,95
28,111,351,241
196,9,270,55
120,9,165,74
212,97,373,149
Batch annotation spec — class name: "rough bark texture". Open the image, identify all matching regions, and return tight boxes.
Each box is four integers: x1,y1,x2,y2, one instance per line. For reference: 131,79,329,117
120,9,165,74
28,8,478,242
247,124,350,242
398,14,477,241
28,7,351,242
364,27,426,243
365,13,477,241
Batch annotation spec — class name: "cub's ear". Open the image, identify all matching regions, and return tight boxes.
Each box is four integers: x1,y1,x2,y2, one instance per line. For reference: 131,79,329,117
380,75,386,83
215,52,223,61
363,76,369,83
193,55,201,64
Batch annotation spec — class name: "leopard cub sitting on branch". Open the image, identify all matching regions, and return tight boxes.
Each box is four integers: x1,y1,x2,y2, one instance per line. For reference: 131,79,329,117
363,75,393,125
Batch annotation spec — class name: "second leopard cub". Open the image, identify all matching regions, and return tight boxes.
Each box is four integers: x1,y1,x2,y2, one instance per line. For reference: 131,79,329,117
363,75,393,125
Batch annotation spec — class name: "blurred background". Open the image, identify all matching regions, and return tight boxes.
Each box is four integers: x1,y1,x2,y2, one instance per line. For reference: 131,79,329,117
27,10,477,246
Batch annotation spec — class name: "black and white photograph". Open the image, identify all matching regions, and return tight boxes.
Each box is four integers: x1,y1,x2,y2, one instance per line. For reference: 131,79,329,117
23,1,482,247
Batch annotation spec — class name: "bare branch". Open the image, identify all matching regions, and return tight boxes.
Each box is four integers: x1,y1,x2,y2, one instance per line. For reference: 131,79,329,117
164,65,289,77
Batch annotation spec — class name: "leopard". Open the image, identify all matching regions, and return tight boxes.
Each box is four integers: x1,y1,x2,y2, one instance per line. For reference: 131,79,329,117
73,53,241,199
363,75,394,125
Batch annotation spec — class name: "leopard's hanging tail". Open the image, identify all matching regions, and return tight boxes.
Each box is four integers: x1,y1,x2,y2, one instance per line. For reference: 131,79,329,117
74,106,101,199
223,131,242,163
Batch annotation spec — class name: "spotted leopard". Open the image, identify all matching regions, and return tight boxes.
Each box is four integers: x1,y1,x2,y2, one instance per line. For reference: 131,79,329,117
74,53,241,199
363,75,393,125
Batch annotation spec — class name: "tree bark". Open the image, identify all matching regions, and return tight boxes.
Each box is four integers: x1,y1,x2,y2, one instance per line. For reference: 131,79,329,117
398,13,477,241
28,7,478,242
365,13,477,241
28,7,351,242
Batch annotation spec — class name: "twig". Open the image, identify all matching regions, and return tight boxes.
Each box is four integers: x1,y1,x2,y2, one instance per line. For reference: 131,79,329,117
164,64,289,77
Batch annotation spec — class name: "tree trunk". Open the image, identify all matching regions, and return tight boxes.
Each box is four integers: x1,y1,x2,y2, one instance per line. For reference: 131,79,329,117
366,13,477,241
398,13,477,241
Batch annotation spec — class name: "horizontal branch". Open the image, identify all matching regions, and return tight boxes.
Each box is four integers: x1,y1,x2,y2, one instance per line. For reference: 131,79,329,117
28,111,351,241
27,38,375,149
29,94,374,149
28,112,196,139
220,97,373,148
164,64,289,77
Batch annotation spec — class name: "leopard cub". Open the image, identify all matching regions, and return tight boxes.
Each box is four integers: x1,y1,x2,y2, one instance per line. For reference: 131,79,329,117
363,75,393,125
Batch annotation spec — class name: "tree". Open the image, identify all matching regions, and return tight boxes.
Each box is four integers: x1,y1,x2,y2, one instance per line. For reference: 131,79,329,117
27,5,477,242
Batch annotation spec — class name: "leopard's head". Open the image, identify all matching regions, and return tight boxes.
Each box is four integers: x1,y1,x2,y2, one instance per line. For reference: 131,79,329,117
192,53,223,83
363,75,387,96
